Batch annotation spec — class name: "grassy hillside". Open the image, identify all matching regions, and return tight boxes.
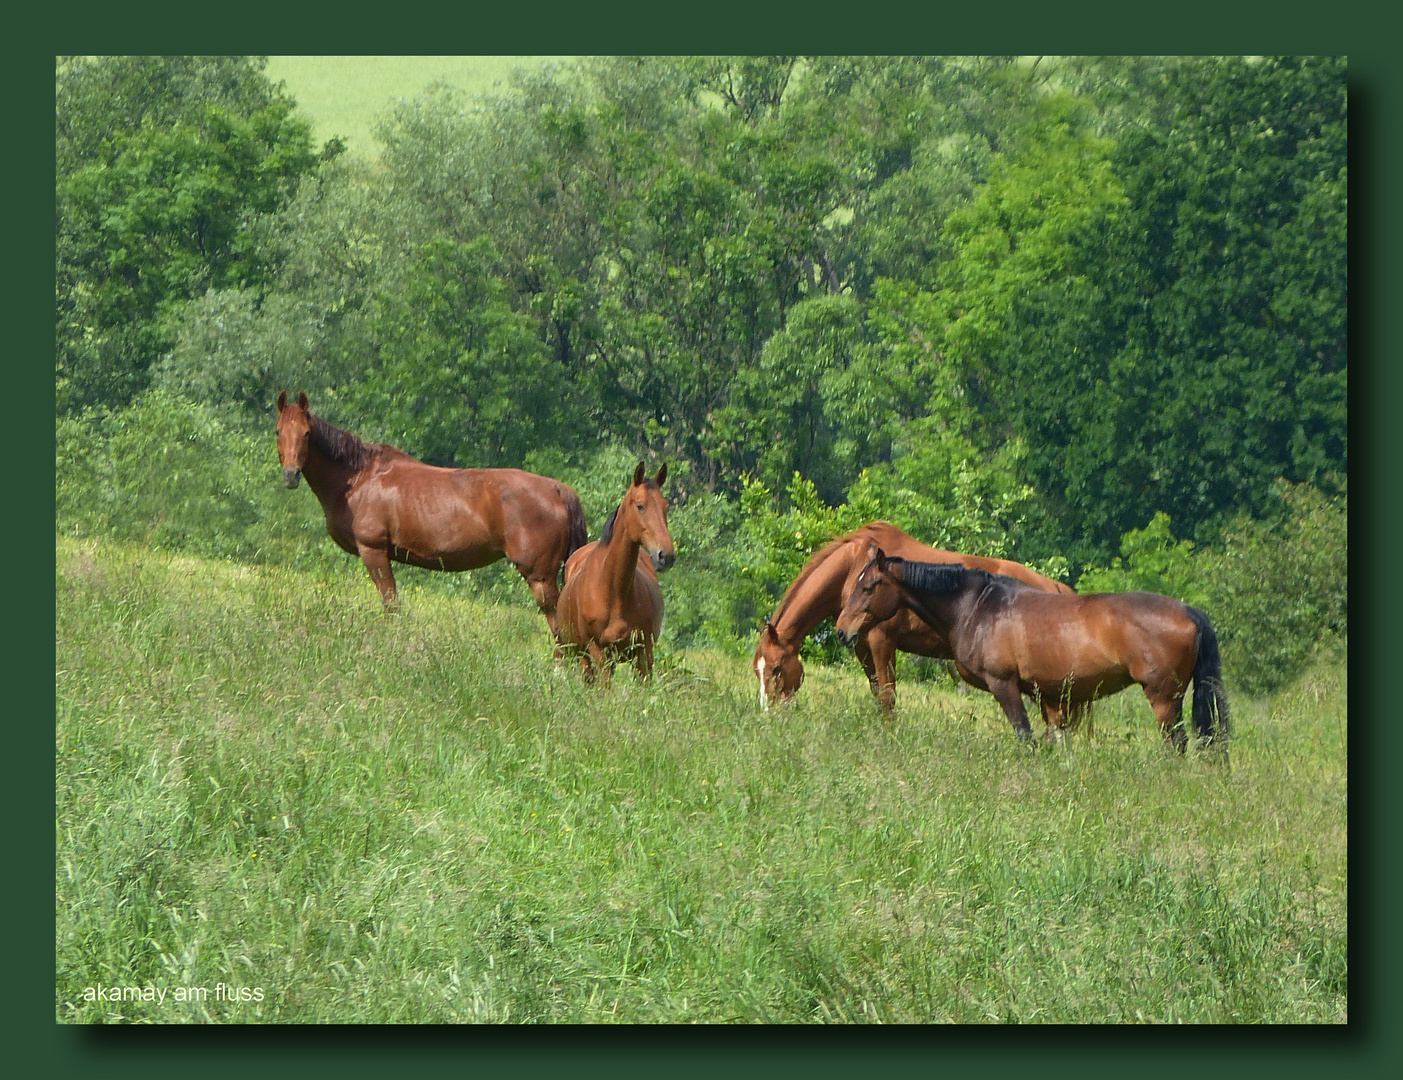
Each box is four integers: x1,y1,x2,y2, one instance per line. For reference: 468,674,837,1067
265,56,571,159
55,536,1347,1022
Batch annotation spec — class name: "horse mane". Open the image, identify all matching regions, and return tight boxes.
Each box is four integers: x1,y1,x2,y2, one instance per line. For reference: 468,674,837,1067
309,414,377,471
769,526,876,621
890,559,977,594
598,480,661,544
891,558,1033,597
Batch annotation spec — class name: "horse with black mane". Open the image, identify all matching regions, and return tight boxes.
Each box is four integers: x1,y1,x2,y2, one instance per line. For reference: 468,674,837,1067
835,551,1229,749
557,462,674,685
754,522,1074,715
274,391,587,638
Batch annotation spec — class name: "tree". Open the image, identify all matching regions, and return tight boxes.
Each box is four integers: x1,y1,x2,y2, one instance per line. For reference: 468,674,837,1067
56,56,322,413
351,238,565,467
927,57,1346,561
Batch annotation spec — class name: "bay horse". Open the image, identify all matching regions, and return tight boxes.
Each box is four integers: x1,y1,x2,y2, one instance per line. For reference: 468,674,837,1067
835,551,1229,749
754,522,1073,714
274,391,587,637
557,462,674,685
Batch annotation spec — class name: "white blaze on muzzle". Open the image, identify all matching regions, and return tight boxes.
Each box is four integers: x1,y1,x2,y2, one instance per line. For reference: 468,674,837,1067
757,659,769,710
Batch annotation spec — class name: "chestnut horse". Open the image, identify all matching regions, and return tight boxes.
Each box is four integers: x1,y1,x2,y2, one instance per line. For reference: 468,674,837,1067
754,522,1073,714
274,391,587,636
836,552,1229,749
557,462,674,685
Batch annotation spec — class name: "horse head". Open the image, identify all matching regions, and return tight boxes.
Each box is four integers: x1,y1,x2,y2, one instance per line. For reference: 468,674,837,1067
835,547,902,645
275,390,312,488
753,618,803,710
620,461,675,572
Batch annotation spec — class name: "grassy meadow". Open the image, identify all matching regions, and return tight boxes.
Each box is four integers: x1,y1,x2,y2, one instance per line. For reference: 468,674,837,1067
264,56,569,159
55,536,1347,1023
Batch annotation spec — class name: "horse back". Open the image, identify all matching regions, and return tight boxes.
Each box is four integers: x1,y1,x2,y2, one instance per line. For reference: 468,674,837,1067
991,588,1199,686
854,522,1067,594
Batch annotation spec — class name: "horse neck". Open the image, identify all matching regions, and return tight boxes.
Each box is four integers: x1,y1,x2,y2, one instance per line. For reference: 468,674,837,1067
601,506,644,600
903,575,983,649
773,545,856,646
299,439,362,508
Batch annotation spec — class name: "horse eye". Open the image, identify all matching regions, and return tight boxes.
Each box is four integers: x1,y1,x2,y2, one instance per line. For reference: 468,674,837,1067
636,503,645,511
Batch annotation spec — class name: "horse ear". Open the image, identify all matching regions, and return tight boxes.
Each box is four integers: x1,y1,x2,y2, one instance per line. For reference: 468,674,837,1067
654,463,667,488
874,547,889,572
298,391,309,411
277,390,288,411
765,620,780,644
633,460,646,487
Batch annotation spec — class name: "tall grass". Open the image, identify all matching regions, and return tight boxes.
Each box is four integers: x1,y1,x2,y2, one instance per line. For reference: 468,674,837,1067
56,537,1346,1023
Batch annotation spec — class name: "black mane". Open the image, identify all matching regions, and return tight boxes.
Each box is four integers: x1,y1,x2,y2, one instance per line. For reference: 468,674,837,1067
309,414,375,471
892,559,981,594
890,558,1039,599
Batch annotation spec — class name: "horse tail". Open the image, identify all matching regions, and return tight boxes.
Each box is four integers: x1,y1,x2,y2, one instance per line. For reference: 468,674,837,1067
560,486,588,588
1187,605,1230,743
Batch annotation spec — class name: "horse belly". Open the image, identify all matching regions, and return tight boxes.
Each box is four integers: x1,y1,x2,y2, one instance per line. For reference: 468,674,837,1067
1006,616,1134,703
376,487,502,570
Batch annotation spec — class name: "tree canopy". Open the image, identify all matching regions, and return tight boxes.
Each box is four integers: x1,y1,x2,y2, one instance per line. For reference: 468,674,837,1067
57,55,1347,572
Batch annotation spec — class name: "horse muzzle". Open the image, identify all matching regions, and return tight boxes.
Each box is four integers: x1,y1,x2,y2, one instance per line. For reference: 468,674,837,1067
652,549,676,572
282,467,302,489
835,626,857,647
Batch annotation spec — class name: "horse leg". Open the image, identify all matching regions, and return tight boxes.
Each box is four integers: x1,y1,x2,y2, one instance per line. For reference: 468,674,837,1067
856,632,896,715
356,543,398,608
520,568,562,640
1145,686,1189,752
587,641,612,689
1038,697,1067,746
634,638,654,682
873,635,897,716
986,678,1035,742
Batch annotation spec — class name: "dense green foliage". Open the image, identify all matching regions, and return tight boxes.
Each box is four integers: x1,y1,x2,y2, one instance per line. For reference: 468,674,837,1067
1077,483,1347,695
56,57,328,415
55,54,1348,663
57,539,1346,1022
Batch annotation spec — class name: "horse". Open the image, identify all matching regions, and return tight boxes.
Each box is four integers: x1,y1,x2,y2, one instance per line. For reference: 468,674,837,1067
274,391,587,638
835,550,1229,750
753,522,1074,714
556,462,674,685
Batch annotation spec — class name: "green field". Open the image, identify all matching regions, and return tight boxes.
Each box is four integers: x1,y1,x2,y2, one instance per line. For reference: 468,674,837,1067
55,536,1347,1023
265,56,569,159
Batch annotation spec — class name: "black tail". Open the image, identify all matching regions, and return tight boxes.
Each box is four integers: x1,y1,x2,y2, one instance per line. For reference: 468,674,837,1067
1187,606,1230,744
559,486,588,588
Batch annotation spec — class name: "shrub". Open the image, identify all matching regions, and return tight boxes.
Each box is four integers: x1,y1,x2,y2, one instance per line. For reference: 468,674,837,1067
1075,486,1347,697
56,389,332,568
1199,483,1347,696
1075,511,1210,607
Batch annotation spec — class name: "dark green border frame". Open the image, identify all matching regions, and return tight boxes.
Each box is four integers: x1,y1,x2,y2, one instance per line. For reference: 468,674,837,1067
30,4,1391,1074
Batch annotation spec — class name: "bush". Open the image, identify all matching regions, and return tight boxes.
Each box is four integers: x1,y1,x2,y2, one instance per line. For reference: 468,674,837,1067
1075,511,1209,607
1199,483,1347,696
1075,486,1347,697
56,389,333,568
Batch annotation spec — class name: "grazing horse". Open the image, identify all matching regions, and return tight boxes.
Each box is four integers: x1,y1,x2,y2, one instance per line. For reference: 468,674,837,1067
274,391,587,637
753,522,1074,714
557,462,674,685
835,551,1229,749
